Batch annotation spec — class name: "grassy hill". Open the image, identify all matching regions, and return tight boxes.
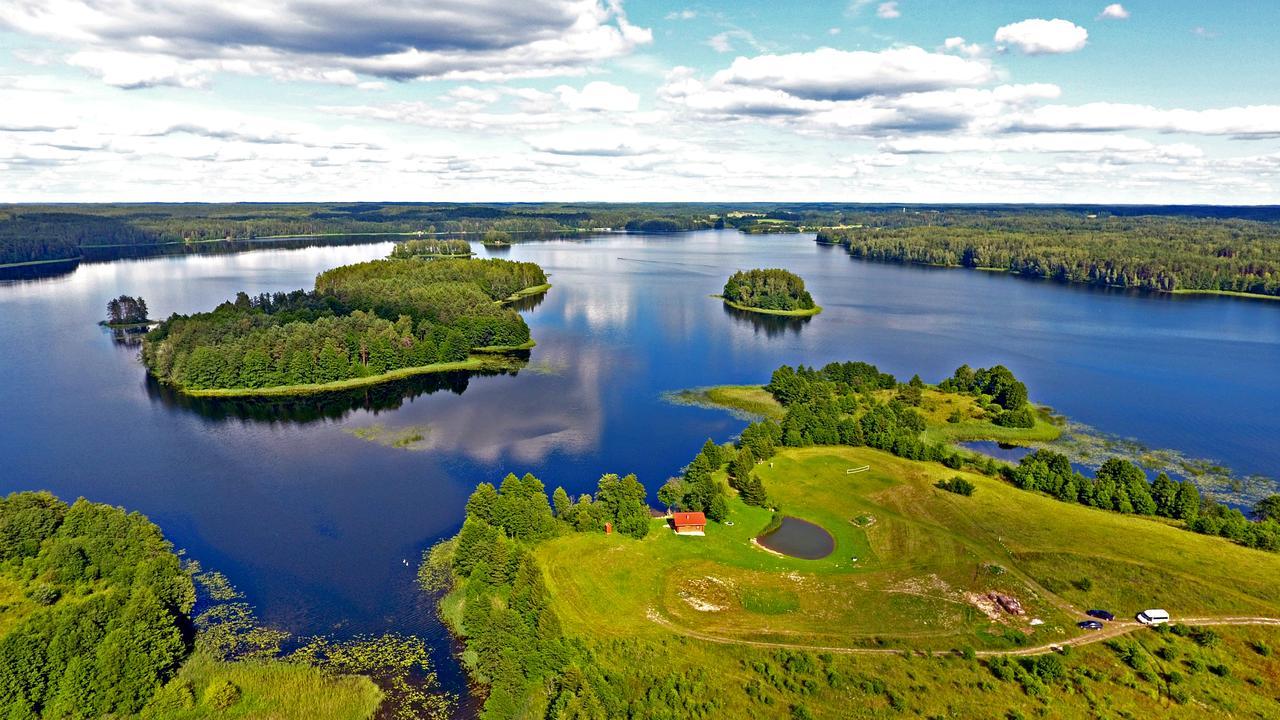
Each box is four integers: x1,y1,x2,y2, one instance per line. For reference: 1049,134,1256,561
528,445,1280,717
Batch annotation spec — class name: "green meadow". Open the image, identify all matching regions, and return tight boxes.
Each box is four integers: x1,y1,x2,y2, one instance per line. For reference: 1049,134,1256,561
528,441,1280,717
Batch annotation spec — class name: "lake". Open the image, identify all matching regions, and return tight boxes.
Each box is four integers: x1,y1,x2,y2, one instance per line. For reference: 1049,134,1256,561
1,229,1277,710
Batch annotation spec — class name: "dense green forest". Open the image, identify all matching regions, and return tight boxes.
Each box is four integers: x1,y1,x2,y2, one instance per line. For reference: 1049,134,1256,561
6,203,1279,278
816,213,1280,297
756,360,1280,552
721,269,817,313
0,491,195,716
142,255,545,392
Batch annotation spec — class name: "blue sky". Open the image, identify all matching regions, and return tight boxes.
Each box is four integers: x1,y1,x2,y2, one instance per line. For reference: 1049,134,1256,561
0,1,1277,202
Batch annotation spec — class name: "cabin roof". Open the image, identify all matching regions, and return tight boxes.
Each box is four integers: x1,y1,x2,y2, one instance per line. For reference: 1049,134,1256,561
672,511,707,527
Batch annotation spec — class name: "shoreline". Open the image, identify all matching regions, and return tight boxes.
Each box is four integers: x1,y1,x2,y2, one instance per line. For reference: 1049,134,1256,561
824,247,1280,303
499,283,552,305
714,295,822,317
178,356,504,398
0,256,82,270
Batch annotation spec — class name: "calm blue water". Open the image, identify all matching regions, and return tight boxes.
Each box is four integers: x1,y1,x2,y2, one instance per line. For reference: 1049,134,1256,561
1,230,1278,708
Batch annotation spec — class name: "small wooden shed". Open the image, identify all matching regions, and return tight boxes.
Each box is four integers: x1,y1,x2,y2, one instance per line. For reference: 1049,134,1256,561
671,511,707,536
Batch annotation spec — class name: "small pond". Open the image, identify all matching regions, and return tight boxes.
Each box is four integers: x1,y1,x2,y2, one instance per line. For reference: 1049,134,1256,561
756,517,835,560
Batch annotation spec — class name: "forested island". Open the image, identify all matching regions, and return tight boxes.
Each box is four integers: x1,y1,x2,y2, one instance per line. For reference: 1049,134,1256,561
388,238,472,258
141,250,547,395
103,294,151,326
720,269,820,316
424,360,1280,719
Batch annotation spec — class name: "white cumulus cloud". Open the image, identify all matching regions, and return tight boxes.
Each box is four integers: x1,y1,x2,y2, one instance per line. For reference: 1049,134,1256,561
556,81,641,112
877,2,901,20
0,0,652,87
1098,4,1130,20
995,18,1089,55
710,46,993,101
942,37,984,57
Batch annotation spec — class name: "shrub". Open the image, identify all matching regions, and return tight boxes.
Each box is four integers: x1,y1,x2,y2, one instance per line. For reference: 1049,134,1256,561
1250,640,1272,657
994,408,1036,428
936,476,976,496
1071,577,1093,592
1208,664,1230,678
24,582,61,605
204,680,241,710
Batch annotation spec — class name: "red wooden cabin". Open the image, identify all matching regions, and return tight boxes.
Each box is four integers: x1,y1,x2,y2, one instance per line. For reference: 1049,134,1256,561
670,511,707,535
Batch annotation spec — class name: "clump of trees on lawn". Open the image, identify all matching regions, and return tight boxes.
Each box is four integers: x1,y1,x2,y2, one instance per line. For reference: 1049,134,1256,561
722,269,816,312
660,438,771,519
1008,451,1280,551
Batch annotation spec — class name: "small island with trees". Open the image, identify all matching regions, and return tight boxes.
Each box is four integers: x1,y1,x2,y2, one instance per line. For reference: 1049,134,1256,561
387,238,473,259
718,268,821,316
101,294,151,327
140,242,548,397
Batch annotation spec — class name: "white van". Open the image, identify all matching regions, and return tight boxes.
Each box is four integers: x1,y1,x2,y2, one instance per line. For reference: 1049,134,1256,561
1136,609,1170,625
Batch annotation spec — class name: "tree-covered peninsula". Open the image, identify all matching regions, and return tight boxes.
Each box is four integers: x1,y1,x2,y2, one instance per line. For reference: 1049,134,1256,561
422,360,1280,719
816,215,1280,298
142,255,547,395
721,268,820,316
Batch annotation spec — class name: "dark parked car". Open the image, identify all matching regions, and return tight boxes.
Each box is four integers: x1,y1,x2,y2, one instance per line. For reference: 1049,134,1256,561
1078,620,1104,630
1086,609,1115,621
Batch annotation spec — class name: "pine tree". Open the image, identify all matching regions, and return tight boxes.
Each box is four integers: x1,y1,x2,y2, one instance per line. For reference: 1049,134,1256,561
466,483,499,524
1151,473,1179,517
741,475,769,508
1174,481,1201,521
552,487,572,518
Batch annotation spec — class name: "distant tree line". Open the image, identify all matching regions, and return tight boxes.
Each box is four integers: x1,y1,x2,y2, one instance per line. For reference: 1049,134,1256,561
142,257,545,391
817,215,1280,297
106,294,149,325
722,269,816,311
0,491,195,717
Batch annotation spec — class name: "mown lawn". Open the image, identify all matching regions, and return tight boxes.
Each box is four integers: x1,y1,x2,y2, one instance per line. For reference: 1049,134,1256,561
540,445,1280,649
533,443,1280,718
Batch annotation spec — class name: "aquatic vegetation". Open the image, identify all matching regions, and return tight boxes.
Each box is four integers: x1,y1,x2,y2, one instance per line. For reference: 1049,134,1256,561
290,635,452,720
1032,421,1277,507
347,423,432,451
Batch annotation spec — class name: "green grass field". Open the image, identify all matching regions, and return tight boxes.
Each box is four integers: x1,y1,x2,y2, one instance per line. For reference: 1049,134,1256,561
675,384,1062,446
527,435,1280,717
